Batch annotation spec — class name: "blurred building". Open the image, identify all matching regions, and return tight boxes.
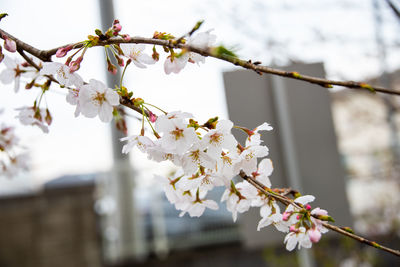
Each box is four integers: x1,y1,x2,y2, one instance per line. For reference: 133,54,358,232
0,174,101,267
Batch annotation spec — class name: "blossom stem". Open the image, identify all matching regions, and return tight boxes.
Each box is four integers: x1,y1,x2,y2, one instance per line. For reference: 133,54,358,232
143,102,167,115
119,59,131,89
141,104,159,137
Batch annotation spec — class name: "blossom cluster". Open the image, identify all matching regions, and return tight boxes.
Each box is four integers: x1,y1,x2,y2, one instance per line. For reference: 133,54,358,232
121,111,330,251
0,20,332,252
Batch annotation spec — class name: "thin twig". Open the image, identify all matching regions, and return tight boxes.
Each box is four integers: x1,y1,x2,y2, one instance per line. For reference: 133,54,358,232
1,27,400,96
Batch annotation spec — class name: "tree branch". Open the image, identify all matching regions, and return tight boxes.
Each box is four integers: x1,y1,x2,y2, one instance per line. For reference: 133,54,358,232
239,171,400,257
1,27,400,96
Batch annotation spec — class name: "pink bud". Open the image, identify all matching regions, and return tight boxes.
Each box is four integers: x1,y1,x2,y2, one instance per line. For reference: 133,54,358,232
4,36,16,53
289,225,297,233
113,23,122,33
149,111,157,123
296,214,301,220
122,34,131,41
69,56,83,72
56,45,73,58
282,211,291,221
305,204,311,211
308,228,321,243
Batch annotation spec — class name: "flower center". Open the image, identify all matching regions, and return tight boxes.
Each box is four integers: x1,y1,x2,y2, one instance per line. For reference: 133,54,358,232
93,92,106,105
171,127,184,140
209,132,222,145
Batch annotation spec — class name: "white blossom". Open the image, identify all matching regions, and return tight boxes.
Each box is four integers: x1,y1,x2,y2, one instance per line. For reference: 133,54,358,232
120,44,155,68
179,195,218,218
0,56,23,92
284,227,312,251
79,79,119,122
164,53,189,74
15,107,49,133
245,122,273,146
202,120,237,159
40,62,82,87
187,30,216,65
221,181,257,222
120,135,154,154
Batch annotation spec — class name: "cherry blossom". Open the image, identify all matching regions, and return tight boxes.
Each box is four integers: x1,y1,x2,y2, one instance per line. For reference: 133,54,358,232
120,44,155,68
155,115,198,155
181,142,215,175
15,107,49,133
79,79,119,122
235,143,269,176
202,120,237,159
0,56,24,92
164,53,189,74
179,194,218,217
246,122,273,146
284,227,312,251
187,30,216,65
40,62,82,87
221,181,258,222
120,135,154,154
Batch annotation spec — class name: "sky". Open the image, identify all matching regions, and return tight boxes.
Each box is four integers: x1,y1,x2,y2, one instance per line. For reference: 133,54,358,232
1,0,400,190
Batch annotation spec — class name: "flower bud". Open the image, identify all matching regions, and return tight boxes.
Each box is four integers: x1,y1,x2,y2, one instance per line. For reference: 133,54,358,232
45,109,52,125
3,35,16,53
122,34,131,41
69,56,83,72
282,211,291,221
308,228,321,243
149,111,157,123
305,204,311,211
56,45,73,58
289,225,298,233
107,58,117,74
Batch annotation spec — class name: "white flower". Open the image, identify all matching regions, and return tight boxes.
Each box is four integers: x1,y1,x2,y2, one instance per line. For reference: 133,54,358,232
187,30,216,65
66,88,82,117
146,140,183,165
256,201,289,232
235,144,269,176
179,171,224,192
215,150,240,186
246,122,273,146
157,118,198,155
79,79,120,122
120,44,155,68
120,135,154,154
284,227,312,251
181,142,215,175
40,62,82,87
154,173,183,205
221,181,257,222
179,195,218,218
202,120,237,159
15,107,49,133
257,213,286,232
310,207,329,235
164,53,189,74
0,56,23,92
252,158,273,187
